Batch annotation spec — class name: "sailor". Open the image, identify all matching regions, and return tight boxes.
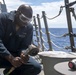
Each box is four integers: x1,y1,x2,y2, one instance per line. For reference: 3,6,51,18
0,4,41,75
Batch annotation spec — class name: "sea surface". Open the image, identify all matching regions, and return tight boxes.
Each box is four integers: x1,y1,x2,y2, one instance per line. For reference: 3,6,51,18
33,28,76,52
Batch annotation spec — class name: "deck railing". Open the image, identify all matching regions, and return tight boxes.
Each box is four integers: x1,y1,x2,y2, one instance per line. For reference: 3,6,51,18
33,0,76,52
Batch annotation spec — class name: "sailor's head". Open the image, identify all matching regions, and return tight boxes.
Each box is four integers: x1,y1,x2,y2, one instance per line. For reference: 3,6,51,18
15,4,33,26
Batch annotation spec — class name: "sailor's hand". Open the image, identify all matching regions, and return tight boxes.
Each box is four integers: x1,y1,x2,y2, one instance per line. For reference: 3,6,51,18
5,55,22,68
20,52,29,64
11,57,22,68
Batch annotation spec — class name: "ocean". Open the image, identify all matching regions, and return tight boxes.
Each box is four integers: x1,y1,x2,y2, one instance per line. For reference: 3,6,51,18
33,28,76,52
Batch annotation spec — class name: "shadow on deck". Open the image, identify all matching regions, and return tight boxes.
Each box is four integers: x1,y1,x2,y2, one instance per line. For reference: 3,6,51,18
0,67,44,75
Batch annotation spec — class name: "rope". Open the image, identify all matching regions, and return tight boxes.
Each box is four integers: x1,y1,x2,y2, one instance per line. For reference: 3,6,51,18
46,6,64,20
49,31,69,38
43,44,48,50
51,40,67,50
40,30,45,35
42,37,47,43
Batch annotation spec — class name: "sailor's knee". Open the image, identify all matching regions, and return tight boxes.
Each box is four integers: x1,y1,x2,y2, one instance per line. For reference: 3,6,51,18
34,64,42,74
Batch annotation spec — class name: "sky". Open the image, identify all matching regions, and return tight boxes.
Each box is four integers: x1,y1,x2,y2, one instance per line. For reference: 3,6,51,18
0,0,76,28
